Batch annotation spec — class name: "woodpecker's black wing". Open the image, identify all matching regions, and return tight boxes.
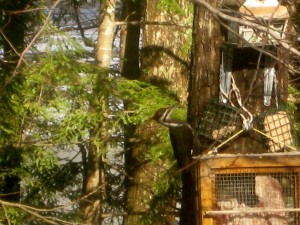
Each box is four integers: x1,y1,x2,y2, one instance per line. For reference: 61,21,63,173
168,120,194,168
152,107,198,225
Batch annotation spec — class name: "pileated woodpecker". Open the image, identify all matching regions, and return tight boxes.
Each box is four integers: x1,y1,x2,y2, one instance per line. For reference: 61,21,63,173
152,106,200,168
152,106,200,225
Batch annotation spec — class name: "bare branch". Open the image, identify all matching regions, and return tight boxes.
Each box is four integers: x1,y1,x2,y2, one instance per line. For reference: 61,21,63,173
0,7,47,15
2,204,11,225
2,0,63,90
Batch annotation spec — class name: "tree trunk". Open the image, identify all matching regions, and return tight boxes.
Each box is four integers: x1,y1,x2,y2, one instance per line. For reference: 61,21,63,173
82,140,102,225
96,0,116,68
188,1,223,129
142,0,193,223
142,0,191,103
122,0,193,224
120,0,142,79
188,2,224,224
120,1,156,223
82,1,117,224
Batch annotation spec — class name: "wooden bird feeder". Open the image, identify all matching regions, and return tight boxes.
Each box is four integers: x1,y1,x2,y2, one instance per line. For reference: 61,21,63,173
226,1,289,46
196,153,300,225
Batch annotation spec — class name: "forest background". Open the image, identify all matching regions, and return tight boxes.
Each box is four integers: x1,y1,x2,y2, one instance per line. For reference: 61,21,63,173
0,0,300,225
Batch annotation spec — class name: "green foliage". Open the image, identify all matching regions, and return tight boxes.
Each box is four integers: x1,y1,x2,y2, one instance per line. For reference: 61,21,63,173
0,206,26,225
157,0,185,15
116,79,178,125
288,86,300,146
0,2,188,223
148,130,174,161
10,45,181,223
141,168,181,225
22,51,109,145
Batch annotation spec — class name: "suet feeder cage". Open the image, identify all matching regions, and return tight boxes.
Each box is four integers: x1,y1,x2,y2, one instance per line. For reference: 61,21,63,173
257,110,294,152
198,102,241,141
197,153,300,225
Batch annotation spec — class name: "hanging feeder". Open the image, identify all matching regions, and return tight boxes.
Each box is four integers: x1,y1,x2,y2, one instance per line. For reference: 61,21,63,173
257,110,294,152
198,101,241,141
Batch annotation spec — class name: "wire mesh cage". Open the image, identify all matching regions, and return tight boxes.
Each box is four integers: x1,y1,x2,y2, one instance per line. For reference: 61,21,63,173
215,172,295,225
257,110,294,152
198,101,241,141
197,153,300,225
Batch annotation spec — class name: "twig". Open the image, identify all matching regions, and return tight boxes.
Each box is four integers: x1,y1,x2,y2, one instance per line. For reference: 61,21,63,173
2,204,11,225
21,207,58,225
3,0,63,90
1,7,47,15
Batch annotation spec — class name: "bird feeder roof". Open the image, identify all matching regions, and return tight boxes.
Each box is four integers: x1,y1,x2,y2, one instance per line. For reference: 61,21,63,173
239,0,289,20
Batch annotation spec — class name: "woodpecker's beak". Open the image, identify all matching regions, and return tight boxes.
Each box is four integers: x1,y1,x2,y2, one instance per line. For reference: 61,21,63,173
151,108,165,121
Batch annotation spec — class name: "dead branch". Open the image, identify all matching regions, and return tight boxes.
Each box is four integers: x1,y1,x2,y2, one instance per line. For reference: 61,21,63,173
3,0,63,90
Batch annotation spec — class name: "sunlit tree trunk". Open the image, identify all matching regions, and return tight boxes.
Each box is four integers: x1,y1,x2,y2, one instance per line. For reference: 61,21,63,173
142,0,191,103
142,1,193,224
188,1,223,129
82,0,116,224
188,2,224,224
122,0,193,224
96,0,116,67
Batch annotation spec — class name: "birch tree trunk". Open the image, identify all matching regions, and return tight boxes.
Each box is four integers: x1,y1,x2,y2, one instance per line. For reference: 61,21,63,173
82,0,116,224
96,0,116,68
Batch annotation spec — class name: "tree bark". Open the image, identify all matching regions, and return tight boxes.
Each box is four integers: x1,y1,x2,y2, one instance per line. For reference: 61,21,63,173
141,1,193,224
96,0,116,68
188,2,224,224
188,1,223,130
142,0,191,103
120,0,142,79
122,0,193,224
82,141,102,225
82,1,117,224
